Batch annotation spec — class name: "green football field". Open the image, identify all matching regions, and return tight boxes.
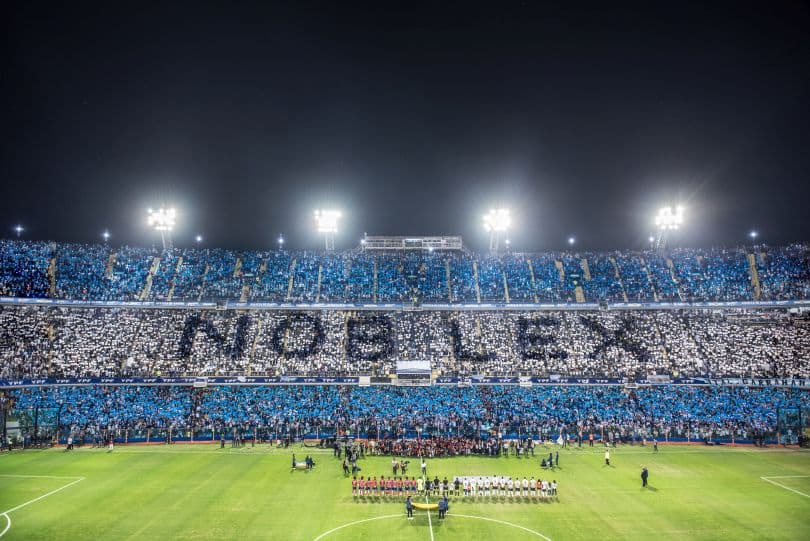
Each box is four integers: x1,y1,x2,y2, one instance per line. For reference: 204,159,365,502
0,443,808,540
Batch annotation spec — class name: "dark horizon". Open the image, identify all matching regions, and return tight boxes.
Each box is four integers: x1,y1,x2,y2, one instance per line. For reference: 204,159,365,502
3,3,809,252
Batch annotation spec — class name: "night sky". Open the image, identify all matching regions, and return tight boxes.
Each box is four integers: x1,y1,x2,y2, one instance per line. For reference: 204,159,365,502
3,2,809,252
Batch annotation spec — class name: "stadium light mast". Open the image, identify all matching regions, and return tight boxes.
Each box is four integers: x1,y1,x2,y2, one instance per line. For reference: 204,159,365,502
147,207,176,250
314,210,341,251
654,205,684,251
483,208,511,254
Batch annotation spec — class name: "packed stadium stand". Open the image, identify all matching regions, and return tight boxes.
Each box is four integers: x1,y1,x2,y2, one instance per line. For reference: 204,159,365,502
2,239,809,303
1,238,808,447
1,306,809,379
7,385,809,445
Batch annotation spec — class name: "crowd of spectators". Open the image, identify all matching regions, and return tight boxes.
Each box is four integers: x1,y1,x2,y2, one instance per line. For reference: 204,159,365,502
1,305,808,378
1,240,808,304
9,384,808,444
0,240,51,298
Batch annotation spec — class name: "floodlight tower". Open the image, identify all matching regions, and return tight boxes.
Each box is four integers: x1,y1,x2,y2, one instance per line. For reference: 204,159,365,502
483,208,511,254
654,205,684,250
314,210,341,251
147,207,176,250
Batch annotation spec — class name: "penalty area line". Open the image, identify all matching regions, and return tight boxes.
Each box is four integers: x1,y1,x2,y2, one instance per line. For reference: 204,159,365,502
760,476,810,498
0,476,86,538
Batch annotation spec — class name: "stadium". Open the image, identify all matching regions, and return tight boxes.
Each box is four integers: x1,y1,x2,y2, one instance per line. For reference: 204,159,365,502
5,3,810,540
1,231,809,540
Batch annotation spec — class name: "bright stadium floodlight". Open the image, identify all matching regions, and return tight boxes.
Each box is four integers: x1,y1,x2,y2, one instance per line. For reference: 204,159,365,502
483,208,511,253
277,234,285,250
102,230,110,243
749,230,758,241
314,209,341,250
568,236,576,247
147,207,176,250
655,205,684,231
195,234,203,244
14,225,24,238
653,205,684,250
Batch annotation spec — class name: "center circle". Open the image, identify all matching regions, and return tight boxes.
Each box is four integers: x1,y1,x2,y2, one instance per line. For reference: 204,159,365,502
312,511,552,541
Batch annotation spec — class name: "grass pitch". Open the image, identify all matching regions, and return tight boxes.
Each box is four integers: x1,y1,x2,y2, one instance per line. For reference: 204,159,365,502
0,443,808,540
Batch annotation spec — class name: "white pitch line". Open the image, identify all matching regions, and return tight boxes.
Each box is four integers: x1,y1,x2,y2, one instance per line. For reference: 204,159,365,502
760,477,810,498
425,495,435,541
1,477,86,515
0,476,86,539
0,475,85,479
312,514,403,541
447,514,553,540
313,512,554,541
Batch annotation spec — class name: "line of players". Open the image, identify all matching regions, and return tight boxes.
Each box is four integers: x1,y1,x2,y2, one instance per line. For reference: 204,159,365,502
352,475,557,499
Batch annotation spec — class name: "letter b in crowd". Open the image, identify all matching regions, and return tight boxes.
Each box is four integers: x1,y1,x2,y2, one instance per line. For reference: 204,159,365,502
346,315,393,362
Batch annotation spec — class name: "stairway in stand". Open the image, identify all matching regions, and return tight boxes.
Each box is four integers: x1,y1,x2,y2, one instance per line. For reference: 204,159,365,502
316,262,323,302
472,260,482,303
286,257,297,301
139,256,161,301
445,259,452,302
502,267,510,303
167,256,183,301
47,256,57,297
667,257,685,302
372,259,378,303
527,259,538,303
747,252,761,300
